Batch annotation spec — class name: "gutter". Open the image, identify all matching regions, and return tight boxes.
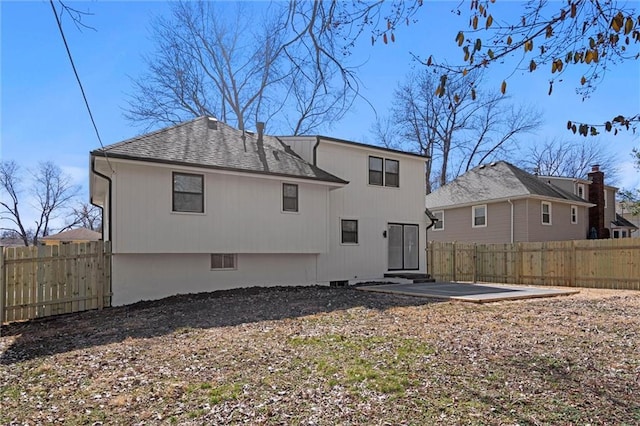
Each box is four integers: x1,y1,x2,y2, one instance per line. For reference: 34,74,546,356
313,136,321,166
91,155,113,242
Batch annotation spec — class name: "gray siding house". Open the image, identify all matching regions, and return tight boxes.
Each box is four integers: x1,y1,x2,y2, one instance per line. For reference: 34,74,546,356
425,161,594,243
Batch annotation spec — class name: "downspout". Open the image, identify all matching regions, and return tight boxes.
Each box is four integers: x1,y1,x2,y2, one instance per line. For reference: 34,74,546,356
312,136,321,166
507,199,514,243
91,155,112,243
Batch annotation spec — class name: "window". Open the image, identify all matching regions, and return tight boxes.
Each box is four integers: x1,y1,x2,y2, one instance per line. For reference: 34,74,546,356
571,205,578,224
211,254,236,270
368,156,383,186
341,219,358,244
472,205,487,228
282,183,298,212
577,183,585,199
173,172,204,213
541,202,552,225
385,159,399,187
603,189,607,208
433,211,444,230
368,155,400,187
613,230,620,239
622,230,627,238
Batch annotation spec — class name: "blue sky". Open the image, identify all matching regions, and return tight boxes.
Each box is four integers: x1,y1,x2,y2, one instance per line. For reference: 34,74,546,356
1,1,639,228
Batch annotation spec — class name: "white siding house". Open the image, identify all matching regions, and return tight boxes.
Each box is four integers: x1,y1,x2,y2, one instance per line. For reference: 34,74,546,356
91,117,428,305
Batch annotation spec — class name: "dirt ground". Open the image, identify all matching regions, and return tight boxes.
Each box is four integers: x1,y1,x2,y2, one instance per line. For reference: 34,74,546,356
1,285,639,425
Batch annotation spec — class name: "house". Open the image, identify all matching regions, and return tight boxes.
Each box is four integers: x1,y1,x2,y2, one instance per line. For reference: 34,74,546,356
40,227,101,245
424,161,594,243
613,202,639,238
90,117,429,305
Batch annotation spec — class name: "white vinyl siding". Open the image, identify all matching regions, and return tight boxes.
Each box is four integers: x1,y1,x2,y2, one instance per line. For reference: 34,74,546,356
542,202,552,225
472,205,487,228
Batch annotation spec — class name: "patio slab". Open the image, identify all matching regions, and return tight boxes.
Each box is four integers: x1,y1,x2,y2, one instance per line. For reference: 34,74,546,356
356,281,579,303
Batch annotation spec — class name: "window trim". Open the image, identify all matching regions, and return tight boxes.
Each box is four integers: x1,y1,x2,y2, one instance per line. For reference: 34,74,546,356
471,205,487,228
341,219,359,245
282,183,299,213
570,205,578,224
541,201,552,225
432,210,444,231
384,159,399,188
210,254,237,270
172,172,204,213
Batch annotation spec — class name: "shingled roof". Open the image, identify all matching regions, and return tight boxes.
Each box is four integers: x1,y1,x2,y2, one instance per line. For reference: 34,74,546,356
425,161,593,209
91,117,347,185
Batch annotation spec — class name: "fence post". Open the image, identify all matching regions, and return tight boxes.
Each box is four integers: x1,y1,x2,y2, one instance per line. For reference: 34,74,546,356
0,246,4,325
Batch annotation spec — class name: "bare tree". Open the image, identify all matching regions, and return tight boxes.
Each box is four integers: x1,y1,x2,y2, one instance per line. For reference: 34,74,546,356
61,202,102,232
125,1,359,134
0,161,79,246
376,70,541,193
519,138,620,182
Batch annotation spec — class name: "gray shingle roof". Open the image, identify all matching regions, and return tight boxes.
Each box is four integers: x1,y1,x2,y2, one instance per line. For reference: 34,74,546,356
92,117,347,184
612,213,638,229
425,161,591,209
41,228,101,241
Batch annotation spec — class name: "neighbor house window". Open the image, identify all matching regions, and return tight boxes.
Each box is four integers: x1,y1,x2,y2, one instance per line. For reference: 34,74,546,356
173,172,204,213
341,219,358,244
211,254,236,270
472,205,487,228
368,156,383,186
571,205,578,224
613,230,620,239
282,183,298,212
385,159,399,187
541,202,552,225
576,183,585,199
603,189,607,208
433,210,444,230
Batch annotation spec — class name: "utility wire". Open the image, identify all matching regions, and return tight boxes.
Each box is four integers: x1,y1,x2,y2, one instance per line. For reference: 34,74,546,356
49,0,114,173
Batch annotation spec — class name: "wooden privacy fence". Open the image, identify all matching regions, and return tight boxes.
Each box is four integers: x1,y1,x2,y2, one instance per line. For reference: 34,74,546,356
1,241,111,324
427,239,640,290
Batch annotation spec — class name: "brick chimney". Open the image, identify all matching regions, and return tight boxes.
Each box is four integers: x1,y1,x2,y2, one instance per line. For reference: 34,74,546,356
588,164,606,238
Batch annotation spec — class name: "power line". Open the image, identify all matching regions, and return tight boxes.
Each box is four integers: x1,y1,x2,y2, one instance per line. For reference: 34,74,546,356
49,0,113,173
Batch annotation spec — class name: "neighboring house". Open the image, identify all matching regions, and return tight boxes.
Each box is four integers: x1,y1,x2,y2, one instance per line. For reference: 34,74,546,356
541,165,636,239
40,228,101,245
614,202,639,238
90,117,429,305
424,161,594,243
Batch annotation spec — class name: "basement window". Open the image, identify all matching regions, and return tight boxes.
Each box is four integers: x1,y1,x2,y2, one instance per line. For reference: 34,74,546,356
211,254,236,270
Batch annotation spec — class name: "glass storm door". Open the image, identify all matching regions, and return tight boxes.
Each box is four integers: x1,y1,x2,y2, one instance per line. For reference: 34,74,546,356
388,223,419,270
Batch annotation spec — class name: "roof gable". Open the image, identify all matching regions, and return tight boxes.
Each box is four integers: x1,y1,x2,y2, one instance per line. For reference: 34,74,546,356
425,161,590,209
92,117,347,184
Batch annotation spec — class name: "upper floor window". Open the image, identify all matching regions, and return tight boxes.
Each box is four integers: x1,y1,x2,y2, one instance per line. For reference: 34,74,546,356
341,219,358,244
173,172,204,213
571,205,578,224
433,210,444,230
541,202,552,225
385,159,399,187
368,156,399,187
368,156,383,186
472,205,487,228
576,183,585,199
283,183,299,212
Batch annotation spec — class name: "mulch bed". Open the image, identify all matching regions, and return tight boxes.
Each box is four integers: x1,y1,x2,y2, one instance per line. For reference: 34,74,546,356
1,285,639,425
